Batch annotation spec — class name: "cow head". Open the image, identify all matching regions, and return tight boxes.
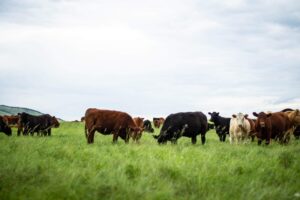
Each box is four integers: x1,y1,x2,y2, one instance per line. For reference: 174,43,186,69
153,117,164,128
253,112,271,129
153,124,187,144
130,126,144,142
0,116,12,136
232,113,247,128
51,116,60,128
153,128,170,144
208,112,219,123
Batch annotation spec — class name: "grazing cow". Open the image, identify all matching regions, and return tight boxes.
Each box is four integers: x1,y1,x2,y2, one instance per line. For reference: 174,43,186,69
229,113,251,144
18,113,60,136
153,117,164,128
208,112,230,142
143,120,154,133
253,112,292,145
133,117,144,143
153,112,207,145
84,108,142,144
0,116,12,136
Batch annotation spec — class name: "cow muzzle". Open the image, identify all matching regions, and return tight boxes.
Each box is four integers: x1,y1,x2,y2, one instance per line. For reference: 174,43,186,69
260,122,265,128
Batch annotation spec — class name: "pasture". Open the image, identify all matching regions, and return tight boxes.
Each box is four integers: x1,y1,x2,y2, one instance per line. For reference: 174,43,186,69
0,122,300,200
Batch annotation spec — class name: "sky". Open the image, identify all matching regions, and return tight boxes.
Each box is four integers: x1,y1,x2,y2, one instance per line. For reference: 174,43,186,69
0,0,300,121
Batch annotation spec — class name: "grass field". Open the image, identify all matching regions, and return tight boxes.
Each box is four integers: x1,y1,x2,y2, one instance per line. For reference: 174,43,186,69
0,122,300,200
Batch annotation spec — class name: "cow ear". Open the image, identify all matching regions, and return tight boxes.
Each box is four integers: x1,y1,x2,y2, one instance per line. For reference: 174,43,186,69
267,113,272,117
232,114,237,118
244,114,248,118
216,112,219,115
208,112,212,115
253,112,258,117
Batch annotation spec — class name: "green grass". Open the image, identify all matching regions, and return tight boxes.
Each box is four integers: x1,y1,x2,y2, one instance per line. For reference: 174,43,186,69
0,122,300,200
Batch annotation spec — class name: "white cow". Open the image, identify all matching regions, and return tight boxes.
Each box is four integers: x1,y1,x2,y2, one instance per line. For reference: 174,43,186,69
229,113,251,144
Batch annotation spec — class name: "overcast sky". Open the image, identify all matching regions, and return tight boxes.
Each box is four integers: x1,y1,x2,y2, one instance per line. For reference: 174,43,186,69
0,0,299,120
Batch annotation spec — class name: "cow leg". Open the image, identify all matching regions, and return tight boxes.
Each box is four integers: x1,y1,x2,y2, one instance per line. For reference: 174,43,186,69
112,132,119,143
191,136,197,144
17,126,22,136
229,132,233,144
124,129,130,144
125,132,130,144
23,127,28,136
201,133,206,145
251,134,255,142
218,133,222,141
48,129,51,136
265,131,271,145
222,133,226,142
87,129,95,144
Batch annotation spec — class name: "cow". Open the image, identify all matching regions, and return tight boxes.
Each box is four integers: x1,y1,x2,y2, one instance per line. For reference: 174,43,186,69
133,117,144,143
153,117,164,128
84,108,142,144
143,120,154,133
81,116,85,122
18,112,60,136
253,111,292,145
0,116,12,136
208,112,230,142
229,113,251,144
3,115,20,127
153,112,208,145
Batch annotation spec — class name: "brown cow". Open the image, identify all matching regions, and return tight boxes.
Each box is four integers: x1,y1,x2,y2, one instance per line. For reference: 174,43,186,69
3,115,20,127
153,117,165,128
84,108,142,144
253,111,292,145
133,117,144,143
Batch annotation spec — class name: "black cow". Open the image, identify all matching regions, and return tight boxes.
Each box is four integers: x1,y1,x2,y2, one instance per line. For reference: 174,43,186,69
143,120,154,133
153,112,208,145
0,116,12,136
208,112,230,142
18,112,60,136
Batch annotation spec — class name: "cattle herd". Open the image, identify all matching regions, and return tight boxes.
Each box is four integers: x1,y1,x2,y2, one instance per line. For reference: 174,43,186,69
0,108,300,146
